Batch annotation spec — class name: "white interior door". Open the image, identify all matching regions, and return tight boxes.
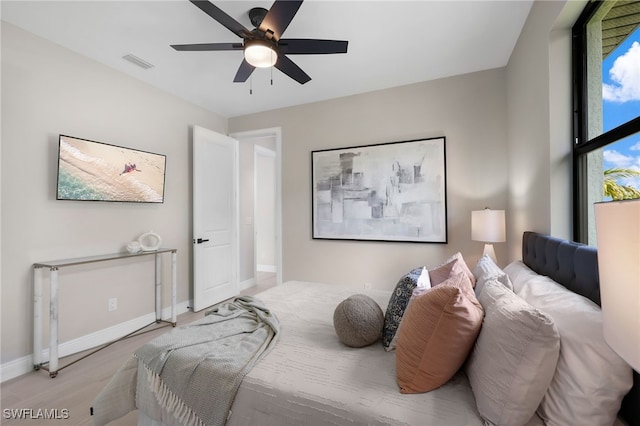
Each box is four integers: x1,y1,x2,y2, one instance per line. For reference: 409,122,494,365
193,126,239,311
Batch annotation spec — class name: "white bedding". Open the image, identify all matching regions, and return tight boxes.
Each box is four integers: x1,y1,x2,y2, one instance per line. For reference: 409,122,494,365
138,281,545,426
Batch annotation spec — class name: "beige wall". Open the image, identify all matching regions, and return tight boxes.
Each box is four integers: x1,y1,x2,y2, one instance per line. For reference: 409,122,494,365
505,0,582,260
230,68,510,289
1,23,227,366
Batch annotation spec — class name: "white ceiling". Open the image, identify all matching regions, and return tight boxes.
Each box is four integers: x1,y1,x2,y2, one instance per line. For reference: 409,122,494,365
1,0,534,118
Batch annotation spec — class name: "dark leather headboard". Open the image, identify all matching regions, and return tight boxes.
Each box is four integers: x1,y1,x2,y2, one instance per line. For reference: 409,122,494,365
522,232,639,426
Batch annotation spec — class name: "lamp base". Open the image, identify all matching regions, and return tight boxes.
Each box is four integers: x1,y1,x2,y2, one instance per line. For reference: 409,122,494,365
483,243,497,264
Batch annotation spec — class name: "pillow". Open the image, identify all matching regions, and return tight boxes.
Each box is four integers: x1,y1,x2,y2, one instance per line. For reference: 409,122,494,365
431,257,479,302
431,252,476,287
396,272,483,393
465,280,560,426
381,267,424,350
333,294,384,348
387,268,432,351
473,254,513,296
416,266,431,289
503,260,539,293
517,275,633,426
383,254,473,351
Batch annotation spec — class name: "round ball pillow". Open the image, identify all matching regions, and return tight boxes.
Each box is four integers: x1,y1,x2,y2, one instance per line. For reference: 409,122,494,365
333,294,384,348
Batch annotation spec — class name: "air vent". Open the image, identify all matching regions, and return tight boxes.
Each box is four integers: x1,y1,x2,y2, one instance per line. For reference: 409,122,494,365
122,53,154,70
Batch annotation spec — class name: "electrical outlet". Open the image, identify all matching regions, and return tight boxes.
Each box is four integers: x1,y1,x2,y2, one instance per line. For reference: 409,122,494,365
108,298,118,312
364,282,372,289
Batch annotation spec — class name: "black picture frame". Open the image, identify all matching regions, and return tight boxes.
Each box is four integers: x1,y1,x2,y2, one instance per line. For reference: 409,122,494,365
312,137,447,243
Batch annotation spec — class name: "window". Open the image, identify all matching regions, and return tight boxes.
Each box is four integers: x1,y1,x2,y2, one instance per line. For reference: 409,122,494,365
573,0,640,245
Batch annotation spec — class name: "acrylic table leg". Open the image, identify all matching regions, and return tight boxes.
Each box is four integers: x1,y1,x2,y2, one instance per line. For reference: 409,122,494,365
155,254,162,322
49,267,59,377
171,251,177,325
33,267,42,369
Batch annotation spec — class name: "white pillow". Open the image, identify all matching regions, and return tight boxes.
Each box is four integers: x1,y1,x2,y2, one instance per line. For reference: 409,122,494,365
416,266,431,290
466,280,560,426
503,260,539,293
517,275,633,426
473,255,513,296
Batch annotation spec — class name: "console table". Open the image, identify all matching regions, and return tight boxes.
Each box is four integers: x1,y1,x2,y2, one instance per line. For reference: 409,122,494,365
33,248,177,377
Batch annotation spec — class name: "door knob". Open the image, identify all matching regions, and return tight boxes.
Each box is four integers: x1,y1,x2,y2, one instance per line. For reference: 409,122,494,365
195,238,210,244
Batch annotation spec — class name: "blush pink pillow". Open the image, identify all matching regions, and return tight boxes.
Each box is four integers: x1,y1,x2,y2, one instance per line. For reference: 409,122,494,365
429,252,476,288
396,272,483,393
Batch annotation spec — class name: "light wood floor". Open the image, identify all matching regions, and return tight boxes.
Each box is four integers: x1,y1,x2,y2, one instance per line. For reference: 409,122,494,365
0,272,276,426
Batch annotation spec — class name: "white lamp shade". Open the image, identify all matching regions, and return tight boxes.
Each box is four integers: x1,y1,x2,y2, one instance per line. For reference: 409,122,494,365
471,209,506,243
594,199,640,372
244,40,277,68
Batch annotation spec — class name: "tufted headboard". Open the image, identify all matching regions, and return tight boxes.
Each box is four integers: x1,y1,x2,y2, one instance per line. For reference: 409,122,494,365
522,232,639,426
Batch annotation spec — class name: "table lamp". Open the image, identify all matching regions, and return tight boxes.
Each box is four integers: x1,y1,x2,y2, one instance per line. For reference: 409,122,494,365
594,199,640,372
471,208,506,264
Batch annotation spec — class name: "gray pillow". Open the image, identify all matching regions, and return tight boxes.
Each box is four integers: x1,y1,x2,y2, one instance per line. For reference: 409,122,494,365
381,267,423,350
333,294,384,348
465,280,560,426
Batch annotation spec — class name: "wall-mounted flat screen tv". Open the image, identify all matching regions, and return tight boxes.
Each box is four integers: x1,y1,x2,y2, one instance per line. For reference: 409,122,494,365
57,135,166,203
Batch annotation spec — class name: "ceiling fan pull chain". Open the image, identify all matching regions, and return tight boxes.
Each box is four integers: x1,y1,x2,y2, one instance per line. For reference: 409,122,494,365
250,74,253,95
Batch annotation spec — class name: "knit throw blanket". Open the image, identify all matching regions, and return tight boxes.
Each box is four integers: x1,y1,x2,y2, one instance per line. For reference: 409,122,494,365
134,296,280,426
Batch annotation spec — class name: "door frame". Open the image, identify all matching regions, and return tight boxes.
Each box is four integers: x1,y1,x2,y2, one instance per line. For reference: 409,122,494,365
254,144,277,278
230,127,282,287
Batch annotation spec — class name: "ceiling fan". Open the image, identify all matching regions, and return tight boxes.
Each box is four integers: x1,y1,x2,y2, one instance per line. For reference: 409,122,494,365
171,0,349,85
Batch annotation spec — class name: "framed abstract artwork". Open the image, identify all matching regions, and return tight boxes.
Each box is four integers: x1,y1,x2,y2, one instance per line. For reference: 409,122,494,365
312,137,447,243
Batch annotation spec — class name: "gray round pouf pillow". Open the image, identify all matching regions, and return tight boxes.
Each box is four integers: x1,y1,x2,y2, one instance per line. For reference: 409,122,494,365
333,294,384,348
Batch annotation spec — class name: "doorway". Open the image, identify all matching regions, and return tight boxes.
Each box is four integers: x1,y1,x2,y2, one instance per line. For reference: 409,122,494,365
254,145,277,287
231,128,282,291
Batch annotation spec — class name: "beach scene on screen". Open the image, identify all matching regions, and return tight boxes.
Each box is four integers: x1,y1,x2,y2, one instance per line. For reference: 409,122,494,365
57,136,166,202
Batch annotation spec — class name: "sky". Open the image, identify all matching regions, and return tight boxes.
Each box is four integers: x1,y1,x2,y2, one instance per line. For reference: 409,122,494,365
601,26,640,192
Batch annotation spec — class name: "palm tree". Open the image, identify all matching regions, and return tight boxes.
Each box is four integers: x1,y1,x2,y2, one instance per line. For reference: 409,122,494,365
603,168,640,200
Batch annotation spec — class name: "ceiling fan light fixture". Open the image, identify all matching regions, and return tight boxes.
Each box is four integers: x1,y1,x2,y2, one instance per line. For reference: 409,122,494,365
244,39,277,68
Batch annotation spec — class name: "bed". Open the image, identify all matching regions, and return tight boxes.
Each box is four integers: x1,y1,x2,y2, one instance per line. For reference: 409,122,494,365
92,232,640,426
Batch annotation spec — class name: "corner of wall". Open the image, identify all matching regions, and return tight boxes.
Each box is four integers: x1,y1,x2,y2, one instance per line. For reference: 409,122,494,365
506,0,576,260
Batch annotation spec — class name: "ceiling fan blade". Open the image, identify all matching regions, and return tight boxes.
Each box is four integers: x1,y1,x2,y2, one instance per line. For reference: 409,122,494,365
259,0,303,41
189,0,250,38
171,43,242,52
233,59,256,83
278,39,348,55
275,55,311,84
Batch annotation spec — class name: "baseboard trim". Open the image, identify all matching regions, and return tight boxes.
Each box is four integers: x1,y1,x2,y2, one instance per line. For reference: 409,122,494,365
1,301,190,383
240,277,256,292
257,264,277,273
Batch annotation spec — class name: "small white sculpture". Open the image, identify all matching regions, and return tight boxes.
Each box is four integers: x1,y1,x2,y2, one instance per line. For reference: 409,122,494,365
138,231,162,251
126,241,142,254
